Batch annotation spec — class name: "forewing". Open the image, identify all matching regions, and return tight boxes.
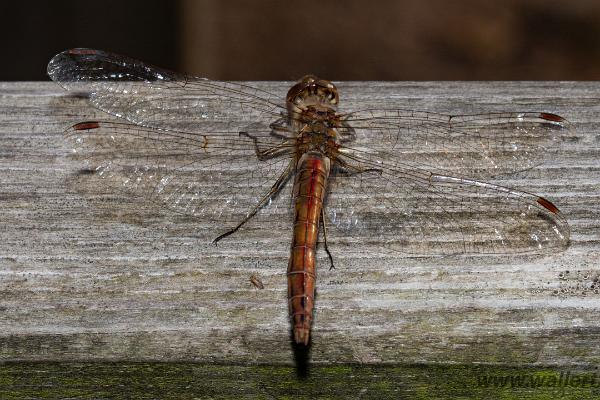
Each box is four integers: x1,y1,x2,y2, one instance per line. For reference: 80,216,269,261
48,48,287,134
65,121,295,225
340,109,572,178
50,48,297,227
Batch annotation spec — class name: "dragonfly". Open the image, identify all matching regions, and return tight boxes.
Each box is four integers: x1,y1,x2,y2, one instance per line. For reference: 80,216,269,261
48,48,570,346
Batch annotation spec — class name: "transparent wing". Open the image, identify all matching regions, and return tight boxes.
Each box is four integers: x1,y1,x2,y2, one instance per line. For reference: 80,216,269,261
50,48,570,255
49,48,298,227
65,121,295,225
326,111,571,255
340,109,571,177
48,48,287,134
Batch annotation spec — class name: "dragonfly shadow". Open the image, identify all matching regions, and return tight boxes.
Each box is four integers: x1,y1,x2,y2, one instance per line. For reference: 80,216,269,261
290,330,311,379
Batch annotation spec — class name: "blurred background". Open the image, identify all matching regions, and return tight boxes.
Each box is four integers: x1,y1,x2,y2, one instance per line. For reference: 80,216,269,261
1,0,600,81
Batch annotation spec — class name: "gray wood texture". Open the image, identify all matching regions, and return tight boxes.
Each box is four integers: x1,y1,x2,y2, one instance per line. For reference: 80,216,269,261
0,81,599,367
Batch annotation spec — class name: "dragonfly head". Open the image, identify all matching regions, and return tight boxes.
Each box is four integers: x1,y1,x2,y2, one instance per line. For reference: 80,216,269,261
287,75,339,113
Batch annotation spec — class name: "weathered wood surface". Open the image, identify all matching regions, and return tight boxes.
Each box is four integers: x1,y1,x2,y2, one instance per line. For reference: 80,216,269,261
0,82,599,371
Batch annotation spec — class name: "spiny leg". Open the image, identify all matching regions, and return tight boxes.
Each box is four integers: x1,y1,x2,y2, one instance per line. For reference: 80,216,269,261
321,206,336,271
239,131,293,161
337,120,357,144
212,160,294,244
315,159,380,269
336,158,383,177
269,117,295,140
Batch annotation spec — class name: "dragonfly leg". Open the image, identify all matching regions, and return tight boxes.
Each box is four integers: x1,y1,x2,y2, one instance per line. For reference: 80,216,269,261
336,158,382,176
239,131,293,161
337,120,357,143
320,206,336,270
212,160,294,244
269,117,295,140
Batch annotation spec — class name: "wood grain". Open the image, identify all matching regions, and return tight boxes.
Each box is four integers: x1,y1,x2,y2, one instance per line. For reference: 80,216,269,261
0,82,599,370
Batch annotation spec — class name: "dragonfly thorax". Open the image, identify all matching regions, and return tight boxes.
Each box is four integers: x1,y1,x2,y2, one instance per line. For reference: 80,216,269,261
296,122,340,159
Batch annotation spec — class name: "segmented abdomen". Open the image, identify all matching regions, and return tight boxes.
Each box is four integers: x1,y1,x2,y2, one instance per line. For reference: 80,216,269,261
288,152,331,345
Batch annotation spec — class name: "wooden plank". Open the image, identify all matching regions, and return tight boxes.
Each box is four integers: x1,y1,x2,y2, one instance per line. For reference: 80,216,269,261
0,82,599,371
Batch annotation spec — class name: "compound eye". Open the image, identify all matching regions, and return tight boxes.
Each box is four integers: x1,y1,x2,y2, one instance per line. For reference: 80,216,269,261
302,75,316,85
328,91,338,103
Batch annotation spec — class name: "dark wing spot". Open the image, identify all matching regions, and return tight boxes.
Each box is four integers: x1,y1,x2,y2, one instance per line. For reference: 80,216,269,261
539,112,565,123
77,168,96,176
537,196,560,214
73,121,100,130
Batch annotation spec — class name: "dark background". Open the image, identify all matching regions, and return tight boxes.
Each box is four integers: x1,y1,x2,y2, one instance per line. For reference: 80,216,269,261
2,0,600,81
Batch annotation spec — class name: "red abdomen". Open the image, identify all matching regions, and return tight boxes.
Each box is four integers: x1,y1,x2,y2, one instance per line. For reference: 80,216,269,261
288,152,331,345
